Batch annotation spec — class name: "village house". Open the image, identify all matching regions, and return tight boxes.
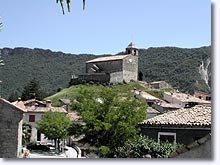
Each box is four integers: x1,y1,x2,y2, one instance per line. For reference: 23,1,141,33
146,107,161,119
69,42,139,85
132,89,160,106
12,99,79,144
0,98,26,158
148,81,171,89
163,91,211,108
194,90,211,101
139,105,211,145
132,89,181,113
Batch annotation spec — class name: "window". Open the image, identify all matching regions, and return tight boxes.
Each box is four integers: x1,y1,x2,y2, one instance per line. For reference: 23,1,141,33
158,132,176,144
37,130,41,141
206,96,211,101
29,115,35,122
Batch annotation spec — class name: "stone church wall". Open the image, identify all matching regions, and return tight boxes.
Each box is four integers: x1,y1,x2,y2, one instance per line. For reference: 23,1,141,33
110,72,123,84
122,55,138,82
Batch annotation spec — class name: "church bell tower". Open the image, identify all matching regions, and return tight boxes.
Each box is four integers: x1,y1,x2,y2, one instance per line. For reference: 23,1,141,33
125,42,138,56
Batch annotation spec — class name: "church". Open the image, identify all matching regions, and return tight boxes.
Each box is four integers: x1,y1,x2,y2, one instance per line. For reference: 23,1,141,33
69,42,139,86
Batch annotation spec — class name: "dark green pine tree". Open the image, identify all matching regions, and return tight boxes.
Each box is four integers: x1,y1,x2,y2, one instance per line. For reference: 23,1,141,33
21,78,46,101
8,91,19,102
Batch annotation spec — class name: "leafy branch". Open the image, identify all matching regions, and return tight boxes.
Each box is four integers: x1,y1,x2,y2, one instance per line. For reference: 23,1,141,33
56,0,86,15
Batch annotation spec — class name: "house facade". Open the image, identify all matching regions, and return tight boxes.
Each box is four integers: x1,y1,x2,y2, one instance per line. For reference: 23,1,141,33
139,105,211,145
69,42,138,85
194,90,211,101
132,89,180,113
14,99,67,144
0,98,26,158
163,91,211,108
148,81,171,89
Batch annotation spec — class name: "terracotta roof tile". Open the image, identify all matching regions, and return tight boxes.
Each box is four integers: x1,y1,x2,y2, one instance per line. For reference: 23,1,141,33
164,92,211,104
25,106,67,113
141,105,211,126
0,98,26,112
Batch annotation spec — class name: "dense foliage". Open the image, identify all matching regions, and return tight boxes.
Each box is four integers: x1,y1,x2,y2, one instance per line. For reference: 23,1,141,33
0,46,211,99
67,85,146,157
0,47,96,99
115,135,182,158
22,123,32,145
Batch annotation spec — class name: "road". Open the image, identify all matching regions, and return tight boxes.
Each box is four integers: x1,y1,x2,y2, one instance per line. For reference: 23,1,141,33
28,146,79,158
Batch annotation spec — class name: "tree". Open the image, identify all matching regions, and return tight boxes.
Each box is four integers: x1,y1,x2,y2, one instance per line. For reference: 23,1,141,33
71,85,147,157
22,123,32,145
8,91,19,102
138,71,143,81
115,135,182,158
56,0,86,14
37,111,72,152
21,78,47,101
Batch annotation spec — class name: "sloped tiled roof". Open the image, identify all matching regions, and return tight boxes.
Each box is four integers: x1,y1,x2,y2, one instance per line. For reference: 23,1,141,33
140,105,211,127
12,100,26,110
133,90,161,101
0,98,26,113
147,107,161,114
164,92,211,104
86,54,129,63
25,106,67,113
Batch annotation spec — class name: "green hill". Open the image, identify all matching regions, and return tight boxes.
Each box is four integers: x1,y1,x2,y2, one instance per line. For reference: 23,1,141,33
46,82,146,106
0,45,211,99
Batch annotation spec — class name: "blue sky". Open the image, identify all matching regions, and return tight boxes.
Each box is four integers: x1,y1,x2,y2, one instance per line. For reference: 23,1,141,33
0,0,211,55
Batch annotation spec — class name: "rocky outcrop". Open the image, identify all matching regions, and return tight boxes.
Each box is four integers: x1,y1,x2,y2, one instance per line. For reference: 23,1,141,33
198,57,211,88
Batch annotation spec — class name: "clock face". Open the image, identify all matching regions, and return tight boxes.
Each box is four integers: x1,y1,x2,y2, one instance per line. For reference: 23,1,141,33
128,58,133,63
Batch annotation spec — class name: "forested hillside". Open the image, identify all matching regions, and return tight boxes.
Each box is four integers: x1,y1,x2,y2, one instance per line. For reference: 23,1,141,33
138,46,211,94
0,46,211,99
0,48,97,98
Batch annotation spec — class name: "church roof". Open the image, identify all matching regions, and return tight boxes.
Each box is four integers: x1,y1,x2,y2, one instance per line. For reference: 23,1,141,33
86,54,129,63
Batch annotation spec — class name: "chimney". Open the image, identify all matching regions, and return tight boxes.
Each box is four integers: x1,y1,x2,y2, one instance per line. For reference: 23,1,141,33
46,100,52,108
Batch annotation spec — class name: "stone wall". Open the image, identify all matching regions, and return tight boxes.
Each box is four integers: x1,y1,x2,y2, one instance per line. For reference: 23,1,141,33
175,138,211,158
110,72,123,84
123,55,138,82
69,73,111,85
0,99,24,158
